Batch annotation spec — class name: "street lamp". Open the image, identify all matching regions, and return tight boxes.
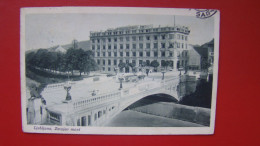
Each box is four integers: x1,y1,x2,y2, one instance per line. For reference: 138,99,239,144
161,70,166,80
64,83,72,101
118,77,124,90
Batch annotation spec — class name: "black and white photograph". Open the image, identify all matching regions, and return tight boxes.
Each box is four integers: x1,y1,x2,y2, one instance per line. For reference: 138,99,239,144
20,7,219,134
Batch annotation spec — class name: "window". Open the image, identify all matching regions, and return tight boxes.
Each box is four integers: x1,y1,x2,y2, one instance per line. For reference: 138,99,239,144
154,43,158,49
114,52,117,57
97,52,100,57
182,43,184,48
146,43,150,49
114,60,117,65
182,35,184,40
108,52,111,57
108,38,111,42
139,52,143,57
177,34,180,39
108,67,111,71
169,52,173,57
177,43,180,48
120,44,123,49
126,44,130,49
92,39,95,43
146,51,150,57
161,43,165,48
97,45,100,49
161,51,165,57
133,52,136,57
126,37,129,41
132,44,136,49
97,39,100,43
126,52,129,57
169,34,174,39
103,52,106,57
103,45,106,49
169,43,174,48
139,60,143,66
108,45,111,49
154,51,158,57
132,36,136,41
120,52,123,57
185,36,188,41
139,43,143,49
97,60,100,65
114,44,117,49
154,35,158,40
132,30,136,33
120,37,123,42
102,38,106,43
114,38,117,42
103,60,105,65
108,60,111,65
161,35,166,40
139,36,143,41
92,45,95,50
146,36,150,40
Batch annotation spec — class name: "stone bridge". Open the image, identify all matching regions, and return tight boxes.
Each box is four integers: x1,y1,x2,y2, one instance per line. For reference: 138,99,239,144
27,74,182,126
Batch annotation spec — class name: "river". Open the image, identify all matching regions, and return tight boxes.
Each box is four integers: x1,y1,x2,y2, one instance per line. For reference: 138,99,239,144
104,110,202,127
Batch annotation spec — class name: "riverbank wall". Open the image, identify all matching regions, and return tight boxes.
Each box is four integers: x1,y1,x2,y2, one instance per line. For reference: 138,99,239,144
128,99,211,126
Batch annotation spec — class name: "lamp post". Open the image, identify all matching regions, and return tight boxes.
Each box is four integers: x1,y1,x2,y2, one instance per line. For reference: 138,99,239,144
161,70,166,80
118,77,124,90
64,83,72,101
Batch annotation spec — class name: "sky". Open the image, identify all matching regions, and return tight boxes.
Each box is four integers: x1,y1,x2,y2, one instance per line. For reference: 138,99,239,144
25,13,214,50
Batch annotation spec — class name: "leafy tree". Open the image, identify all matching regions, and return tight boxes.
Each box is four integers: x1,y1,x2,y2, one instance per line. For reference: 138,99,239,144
118,62,126,72
65,48,78,75
129,62,136,73
150,60,159,71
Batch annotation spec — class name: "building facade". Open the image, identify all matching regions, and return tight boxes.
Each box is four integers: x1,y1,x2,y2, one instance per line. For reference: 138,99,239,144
90,25,190,73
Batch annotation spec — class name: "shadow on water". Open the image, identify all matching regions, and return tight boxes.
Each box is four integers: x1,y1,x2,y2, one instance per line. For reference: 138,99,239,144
124,94,178,111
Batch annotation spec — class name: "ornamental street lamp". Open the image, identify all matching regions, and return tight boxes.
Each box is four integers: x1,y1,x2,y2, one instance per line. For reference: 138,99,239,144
64,83,72,101
118,77,124,90
161,70,166,80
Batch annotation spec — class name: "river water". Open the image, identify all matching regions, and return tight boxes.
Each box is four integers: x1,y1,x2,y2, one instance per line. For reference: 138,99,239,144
104,110,202,127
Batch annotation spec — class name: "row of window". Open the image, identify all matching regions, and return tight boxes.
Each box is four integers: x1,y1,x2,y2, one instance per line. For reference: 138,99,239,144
95,51,176,58
92,42,187,50
91,27,189,37
97,56,179,66
91,34,188,44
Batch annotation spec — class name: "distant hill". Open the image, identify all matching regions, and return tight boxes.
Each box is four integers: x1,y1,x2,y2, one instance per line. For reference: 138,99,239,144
25,40,91,54
62,40,91,51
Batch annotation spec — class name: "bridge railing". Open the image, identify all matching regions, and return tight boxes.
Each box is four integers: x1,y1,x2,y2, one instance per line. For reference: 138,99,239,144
71,90,121,111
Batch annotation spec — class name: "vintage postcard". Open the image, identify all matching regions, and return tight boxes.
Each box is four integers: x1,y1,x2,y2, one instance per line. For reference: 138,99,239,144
20,7,220,135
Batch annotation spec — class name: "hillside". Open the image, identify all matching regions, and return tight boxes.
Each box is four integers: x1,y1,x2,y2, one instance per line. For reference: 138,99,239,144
62,40,91,51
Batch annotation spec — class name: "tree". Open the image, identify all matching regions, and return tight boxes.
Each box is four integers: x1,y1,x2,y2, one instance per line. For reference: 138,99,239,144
150,60,159,72
65,48,78,75
118,62,126,72
129,62,136,73
161,60,170,70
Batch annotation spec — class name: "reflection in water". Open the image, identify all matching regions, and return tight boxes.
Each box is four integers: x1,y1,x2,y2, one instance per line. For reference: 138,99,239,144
178,75,198,99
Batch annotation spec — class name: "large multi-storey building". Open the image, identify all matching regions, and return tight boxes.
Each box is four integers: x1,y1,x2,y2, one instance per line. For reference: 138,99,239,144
90,25,190,73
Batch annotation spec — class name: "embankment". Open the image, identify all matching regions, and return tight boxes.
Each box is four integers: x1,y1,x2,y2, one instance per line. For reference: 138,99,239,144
128,99,211,126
